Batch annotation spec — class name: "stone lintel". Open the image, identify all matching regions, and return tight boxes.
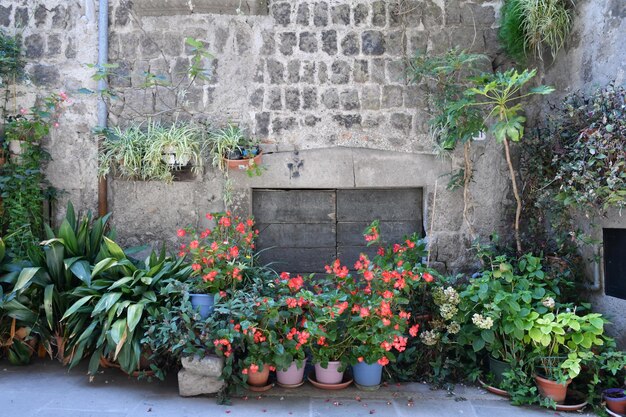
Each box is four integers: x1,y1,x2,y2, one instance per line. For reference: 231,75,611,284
133,0,268,17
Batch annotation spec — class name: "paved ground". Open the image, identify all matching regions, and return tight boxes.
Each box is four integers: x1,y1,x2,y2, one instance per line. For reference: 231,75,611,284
0,359,598,417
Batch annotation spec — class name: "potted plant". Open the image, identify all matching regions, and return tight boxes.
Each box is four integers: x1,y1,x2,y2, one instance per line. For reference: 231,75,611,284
456,254,559,388
319,222,430,390
208,124,262,173
178,212,256,319
240,325,273,388
99,121,207,183
268,273,310,387
525,310,606,403
604,388,626,415
146,122,207,173
306,286,351,387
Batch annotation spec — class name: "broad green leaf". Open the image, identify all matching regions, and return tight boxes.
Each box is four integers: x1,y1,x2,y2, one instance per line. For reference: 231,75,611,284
92,292,122,316
104,237,126,261
59,219,79,256
127,304,144,332
70,260,92,286
110,318,127,345
109,276,133,290
13,267,42,292
472,337,485,352
44,284,55,329
92,258,118,278
62,295,95,321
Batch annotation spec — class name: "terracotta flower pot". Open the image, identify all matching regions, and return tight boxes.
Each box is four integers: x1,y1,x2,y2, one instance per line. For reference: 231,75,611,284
224,153,262,171
534,374,571,404
603,388,626,415
247,364,271,387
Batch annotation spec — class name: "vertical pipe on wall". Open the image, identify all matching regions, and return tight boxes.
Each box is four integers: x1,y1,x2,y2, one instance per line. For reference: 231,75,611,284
97,0,109,217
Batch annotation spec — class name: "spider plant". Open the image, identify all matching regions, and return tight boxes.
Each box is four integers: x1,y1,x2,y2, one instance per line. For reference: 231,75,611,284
208,124,247,172
98,124,147,180
499,0,573,61
99,122,208,182
144,122,207,178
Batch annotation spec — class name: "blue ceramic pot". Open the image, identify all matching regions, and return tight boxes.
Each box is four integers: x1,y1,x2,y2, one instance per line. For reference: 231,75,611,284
190,293,215,319
352,362,383,387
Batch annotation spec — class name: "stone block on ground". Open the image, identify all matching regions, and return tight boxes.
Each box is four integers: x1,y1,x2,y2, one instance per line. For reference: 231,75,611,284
177,369,225,397
181,355,224,377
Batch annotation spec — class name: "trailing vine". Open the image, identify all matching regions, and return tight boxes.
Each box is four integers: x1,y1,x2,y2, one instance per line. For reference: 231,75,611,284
0,93,68,258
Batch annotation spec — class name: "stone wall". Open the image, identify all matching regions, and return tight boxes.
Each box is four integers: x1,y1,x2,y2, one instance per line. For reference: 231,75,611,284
105,0,509,271
542,0,626,347
2,0,512,272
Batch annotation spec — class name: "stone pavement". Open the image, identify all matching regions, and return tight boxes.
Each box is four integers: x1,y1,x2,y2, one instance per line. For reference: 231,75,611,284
0,360,598,417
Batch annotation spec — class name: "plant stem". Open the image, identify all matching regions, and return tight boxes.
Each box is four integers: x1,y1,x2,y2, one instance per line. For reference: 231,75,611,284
503,138,523,254
463,142,476,239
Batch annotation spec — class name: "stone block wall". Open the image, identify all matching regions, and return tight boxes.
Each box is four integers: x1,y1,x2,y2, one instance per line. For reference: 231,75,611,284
1,0,513,272
109,0,499,154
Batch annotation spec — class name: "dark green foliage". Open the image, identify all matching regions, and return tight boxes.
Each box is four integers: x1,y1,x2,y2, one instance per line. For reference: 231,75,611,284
499,0,527,62
0,30,24,82
410,48,489,151
0,118,51,259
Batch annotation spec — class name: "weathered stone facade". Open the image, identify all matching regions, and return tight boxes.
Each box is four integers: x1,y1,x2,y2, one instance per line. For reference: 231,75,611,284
0,0,514,273
542,0,626,347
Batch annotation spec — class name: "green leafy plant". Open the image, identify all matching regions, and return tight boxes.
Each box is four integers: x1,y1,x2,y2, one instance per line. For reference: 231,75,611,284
58,237,193,376
8,202,117,363
456,253,561,364
548,84,625,214
410,48,489,152
525,309,605,382
1,93,68,258
0,30,24,84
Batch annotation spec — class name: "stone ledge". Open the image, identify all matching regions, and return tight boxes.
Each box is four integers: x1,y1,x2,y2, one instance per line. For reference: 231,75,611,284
133,0,268,17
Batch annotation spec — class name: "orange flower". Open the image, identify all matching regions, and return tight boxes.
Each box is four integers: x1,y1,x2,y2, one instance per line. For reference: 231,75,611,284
422,272,434,282
409,324,420,337
378,357,389,366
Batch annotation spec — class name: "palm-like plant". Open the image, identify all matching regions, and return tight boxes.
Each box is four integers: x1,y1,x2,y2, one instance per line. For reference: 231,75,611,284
465,69,554,253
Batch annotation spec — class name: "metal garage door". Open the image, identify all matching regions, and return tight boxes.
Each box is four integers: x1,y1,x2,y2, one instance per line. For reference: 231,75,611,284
253,188,423,275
